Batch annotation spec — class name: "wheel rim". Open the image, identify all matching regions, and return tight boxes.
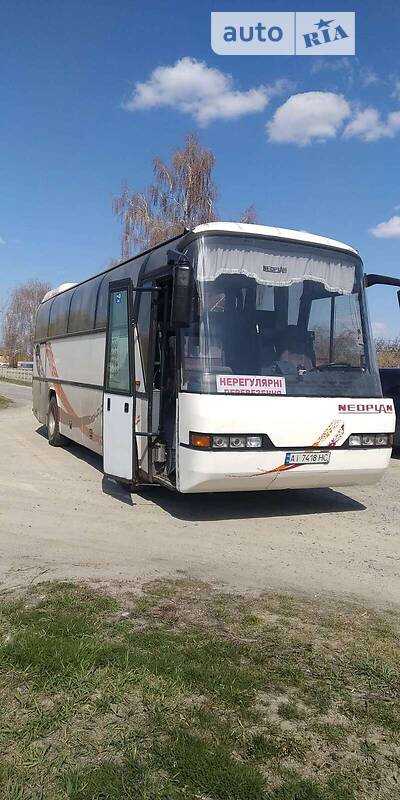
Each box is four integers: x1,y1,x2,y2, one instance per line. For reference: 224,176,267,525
48,408,56,437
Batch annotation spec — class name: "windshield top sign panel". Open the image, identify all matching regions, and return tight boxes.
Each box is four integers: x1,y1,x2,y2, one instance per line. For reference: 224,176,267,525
216,375,286,395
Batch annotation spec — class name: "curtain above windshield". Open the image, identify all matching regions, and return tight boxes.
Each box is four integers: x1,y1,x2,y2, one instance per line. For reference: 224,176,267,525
197,235,356,295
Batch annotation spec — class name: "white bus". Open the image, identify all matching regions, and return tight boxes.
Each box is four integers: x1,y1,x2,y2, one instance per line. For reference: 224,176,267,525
33,222,399,493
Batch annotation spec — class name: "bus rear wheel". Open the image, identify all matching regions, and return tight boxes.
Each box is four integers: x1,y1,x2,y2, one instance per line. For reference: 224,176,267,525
47,395,64,447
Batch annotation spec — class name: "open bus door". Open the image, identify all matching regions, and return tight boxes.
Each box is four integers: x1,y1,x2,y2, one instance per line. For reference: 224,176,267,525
102,255,193,488
103,279,137,484
136,250,194,488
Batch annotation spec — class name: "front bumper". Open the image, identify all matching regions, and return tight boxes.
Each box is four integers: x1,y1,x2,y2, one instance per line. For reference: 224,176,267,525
177,446,392,493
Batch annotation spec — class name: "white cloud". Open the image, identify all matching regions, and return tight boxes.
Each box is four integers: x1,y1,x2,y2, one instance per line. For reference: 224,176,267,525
310,60,379,92
343,107,400,141
360,68,379,87
311,58,353,75
266,92,350,145
123,58,287,126
0,237,5,245
370,215,400,239
267,92,400,146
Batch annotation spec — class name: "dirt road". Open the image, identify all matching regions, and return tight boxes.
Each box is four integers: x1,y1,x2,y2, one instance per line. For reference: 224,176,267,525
0,381,399,607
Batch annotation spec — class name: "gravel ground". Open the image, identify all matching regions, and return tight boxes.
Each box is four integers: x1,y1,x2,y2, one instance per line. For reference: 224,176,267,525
0,381,399,608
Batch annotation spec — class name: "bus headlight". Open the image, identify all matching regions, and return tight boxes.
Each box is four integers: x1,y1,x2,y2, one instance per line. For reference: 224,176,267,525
374,434,390,446
246,436,262,448
190,432,266,450
362,434,375,446
348,433,392,447
212,435,229,449
230,436,246,448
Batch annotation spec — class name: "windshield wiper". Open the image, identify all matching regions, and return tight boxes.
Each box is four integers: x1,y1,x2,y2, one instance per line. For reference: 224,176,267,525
312,362,361,371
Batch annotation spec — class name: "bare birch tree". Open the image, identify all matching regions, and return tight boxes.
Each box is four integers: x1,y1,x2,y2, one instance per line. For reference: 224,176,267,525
2,280,51,365
113,133,217,258
240,205,258,225
375,337,400,368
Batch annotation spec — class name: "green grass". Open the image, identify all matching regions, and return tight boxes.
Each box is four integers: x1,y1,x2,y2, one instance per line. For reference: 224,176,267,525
277,701,306,721
0,580,399,799
0,394,12,409
0,377,31,386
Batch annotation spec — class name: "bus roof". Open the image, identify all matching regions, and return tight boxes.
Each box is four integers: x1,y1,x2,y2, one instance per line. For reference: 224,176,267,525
192,222,359,257
40,222,359,304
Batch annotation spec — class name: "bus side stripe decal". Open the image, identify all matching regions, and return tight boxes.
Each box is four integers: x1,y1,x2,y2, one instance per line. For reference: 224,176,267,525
46,343,102,444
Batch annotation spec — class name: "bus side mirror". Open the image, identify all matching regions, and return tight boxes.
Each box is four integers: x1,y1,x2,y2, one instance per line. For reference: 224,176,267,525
364,273,400,288
168,250,194,328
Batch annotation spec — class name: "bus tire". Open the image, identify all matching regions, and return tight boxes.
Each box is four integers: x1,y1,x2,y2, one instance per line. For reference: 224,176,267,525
47,395,64,447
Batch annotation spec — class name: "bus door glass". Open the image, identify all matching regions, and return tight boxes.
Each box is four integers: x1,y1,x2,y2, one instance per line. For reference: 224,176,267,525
143,277,177,483
134,285,154,477
103,279,136,482
154,280,177,479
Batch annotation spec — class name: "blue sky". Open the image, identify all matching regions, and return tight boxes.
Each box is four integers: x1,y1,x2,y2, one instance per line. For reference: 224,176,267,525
1,0,399,336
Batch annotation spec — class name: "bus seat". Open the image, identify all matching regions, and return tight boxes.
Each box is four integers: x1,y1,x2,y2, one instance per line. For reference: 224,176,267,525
276,326,316,371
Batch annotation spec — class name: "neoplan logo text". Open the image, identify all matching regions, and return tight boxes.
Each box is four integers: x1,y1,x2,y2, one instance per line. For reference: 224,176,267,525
263,265,287,274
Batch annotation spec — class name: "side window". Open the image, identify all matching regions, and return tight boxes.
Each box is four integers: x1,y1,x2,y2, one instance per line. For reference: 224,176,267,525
136,289,152,383
68,278,101,334
308,294,363,367
96,262,142,329
333,294,363,367
256,286,274,311
105,289,130,393
308,297,331,364
288,283,303,325
95,256,147,328
205,286,225,313
35,301,52,340
95,274,114,329
48,291,72,337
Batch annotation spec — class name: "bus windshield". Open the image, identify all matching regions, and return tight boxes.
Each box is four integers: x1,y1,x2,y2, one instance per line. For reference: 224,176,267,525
181,235,381,398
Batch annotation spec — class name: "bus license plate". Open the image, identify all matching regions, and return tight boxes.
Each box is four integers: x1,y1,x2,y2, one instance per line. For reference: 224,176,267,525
284,451,331,466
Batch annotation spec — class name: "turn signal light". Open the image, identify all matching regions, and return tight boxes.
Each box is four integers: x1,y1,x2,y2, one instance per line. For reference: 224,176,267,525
190,433,211,449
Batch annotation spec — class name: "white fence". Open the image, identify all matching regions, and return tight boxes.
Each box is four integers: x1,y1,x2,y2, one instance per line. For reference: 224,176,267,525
0,367,33,383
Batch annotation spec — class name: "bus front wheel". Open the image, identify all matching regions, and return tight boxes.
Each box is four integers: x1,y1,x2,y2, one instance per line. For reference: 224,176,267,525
47,395,64,447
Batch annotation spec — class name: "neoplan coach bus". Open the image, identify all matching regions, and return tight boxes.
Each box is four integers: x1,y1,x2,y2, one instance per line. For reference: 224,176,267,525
33,222,400,493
